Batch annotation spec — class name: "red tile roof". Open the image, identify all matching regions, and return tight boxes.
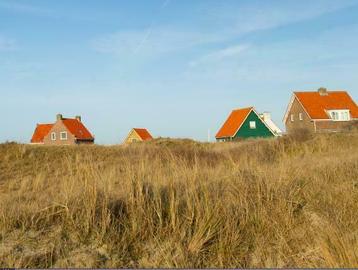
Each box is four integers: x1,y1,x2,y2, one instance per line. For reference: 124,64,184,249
62,119,94,140
216,107,253,138
133,128,153,141
31,124,53,143
295,91,358,119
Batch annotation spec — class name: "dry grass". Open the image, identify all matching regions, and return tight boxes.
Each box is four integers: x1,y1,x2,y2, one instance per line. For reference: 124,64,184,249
0,133,358,268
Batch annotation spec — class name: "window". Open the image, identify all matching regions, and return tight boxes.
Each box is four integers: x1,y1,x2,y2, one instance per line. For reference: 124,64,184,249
299,113,303,121
60,131,68,140
51,132,56,141
249,121,256,129
328,110,350,121
291,114,294,122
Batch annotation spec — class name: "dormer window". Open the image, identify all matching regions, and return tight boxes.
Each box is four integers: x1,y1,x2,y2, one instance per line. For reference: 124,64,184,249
328,110,350,121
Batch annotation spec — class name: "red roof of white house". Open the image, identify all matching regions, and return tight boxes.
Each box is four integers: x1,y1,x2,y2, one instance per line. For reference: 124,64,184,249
133,128,153,141
294,91,358,120
216,107,253,138
31,124,54,143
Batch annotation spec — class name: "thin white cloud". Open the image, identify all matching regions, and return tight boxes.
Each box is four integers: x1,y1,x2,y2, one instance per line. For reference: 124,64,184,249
92,28,222,58
161,0,171,9
204,0,358,36
189,44,250,67
0,36,17,51
0,0,100,21
0,1,55,17
129,0,173,55
92,0,358,61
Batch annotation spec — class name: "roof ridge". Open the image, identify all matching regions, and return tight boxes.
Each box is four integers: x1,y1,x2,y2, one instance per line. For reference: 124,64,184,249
294,90,347,93
232,106,253,111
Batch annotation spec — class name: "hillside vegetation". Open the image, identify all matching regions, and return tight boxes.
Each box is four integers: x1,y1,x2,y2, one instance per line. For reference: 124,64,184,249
0,133,358,268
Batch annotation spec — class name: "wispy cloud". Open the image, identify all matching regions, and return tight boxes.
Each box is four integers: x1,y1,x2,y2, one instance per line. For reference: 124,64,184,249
0,0,55,17
0,36,17,51
161,0,171,9
136,0,173,53
203,0,358,35
92,0,188,59
189,44,250,67
0,0,102,21
92,28,221,58
92,0,358,61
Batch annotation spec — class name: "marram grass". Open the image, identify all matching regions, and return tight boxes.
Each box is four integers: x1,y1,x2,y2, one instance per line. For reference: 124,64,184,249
0,133,357,268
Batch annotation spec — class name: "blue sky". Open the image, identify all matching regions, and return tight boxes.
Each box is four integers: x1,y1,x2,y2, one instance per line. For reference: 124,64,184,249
1,0,358,144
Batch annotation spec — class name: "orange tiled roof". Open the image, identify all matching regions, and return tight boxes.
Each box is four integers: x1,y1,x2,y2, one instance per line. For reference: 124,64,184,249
62,119,94,140
31,124,53,143
216,107,253,138
295,91,358,119
133,128,153,141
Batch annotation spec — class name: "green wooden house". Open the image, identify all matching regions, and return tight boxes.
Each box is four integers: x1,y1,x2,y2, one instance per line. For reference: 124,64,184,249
215,107,281,141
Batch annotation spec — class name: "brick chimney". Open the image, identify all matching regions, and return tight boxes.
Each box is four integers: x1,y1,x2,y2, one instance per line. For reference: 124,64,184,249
318,87,328,96
75,115,81,122
56,114,63,121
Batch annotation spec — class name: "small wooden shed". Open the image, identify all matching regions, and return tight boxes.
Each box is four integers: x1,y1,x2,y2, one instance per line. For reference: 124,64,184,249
124,128,153,143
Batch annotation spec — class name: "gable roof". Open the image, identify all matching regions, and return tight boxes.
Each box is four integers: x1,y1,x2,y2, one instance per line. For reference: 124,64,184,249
133,128,153,141
216,107,253,138
288,91,358,121
62,118,94,140
31,124,53,143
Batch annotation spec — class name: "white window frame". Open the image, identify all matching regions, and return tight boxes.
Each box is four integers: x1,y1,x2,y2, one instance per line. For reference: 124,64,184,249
249,121,256,129
299,113,303,121
60,131,68,140
290,114,294,122
328,110,350,121
51,132,56,141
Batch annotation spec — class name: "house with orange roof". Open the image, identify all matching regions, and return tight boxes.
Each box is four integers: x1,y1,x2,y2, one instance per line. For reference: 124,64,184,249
30,114,94,145
284,88,358,133
124,128,153,143
216,107,281,142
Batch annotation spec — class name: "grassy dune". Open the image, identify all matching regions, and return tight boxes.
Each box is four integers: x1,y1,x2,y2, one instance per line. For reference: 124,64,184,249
0,133,358,268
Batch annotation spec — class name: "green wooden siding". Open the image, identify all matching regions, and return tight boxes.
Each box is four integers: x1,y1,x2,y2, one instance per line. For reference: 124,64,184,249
234,111,274,139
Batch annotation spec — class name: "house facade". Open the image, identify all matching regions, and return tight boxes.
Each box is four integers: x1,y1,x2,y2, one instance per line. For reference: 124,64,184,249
31,114,95,145
216,107,281,142
284,88,358,133
124,128,153,143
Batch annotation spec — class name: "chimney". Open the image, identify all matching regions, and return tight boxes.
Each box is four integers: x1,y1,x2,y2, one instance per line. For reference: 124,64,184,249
260,112,271,122
56,114,63,121
318,87,328,96
75,115,81,122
